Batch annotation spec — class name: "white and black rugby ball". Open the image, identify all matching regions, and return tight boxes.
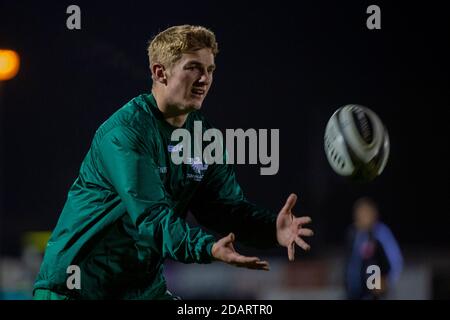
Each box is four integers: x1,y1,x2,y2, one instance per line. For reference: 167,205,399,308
324,104,390,182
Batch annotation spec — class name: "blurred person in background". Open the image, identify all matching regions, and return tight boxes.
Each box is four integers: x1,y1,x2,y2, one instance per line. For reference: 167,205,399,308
345,197,403,300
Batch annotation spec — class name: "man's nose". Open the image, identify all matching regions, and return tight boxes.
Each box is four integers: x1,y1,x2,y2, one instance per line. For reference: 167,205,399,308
198,70,211,85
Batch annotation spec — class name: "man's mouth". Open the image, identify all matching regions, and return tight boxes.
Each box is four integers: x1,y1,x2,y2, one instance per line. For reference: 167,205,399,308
191,88,206,97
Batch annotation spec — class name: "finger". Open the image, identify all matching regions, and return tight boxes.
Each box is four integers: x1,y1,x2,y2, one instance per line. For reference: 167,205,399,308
240,261,270,271
256,260,270,268
295,216,312,225
295,237,311,251
245,260,270,270
282,193,298,213
222,232,235,246
253,260,270,271
232,254,260,265
288,241,295,261
298,228,314,237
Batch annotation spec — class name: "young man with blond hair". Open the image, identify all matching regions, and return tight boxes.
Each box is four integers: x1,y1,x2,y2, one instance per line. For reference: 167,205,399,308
33,25,313,300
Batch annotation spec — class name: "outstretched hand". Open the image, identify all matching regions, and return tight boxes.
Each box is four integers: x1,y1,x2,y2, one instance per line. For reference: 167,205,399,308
276,193,314,261
211,233,270,271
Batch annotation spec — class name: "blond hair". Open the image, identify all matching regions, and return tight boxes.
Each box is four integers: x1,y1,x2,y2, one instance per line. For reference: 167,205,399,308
148,25,219,72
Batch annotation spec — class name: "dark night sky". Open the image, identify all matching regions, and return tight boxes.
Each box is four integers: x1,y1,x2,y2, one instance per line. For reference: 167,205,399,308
0,1,449,256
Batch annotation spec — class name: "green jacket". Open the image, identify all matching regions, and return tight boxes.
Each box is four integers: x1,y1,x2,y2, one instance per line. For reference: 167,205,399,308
34,93,277,299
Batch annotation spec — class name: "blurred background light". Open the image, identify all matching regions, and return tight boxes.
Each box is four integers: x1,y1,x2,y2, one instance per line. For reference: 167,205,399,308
0,49,20,81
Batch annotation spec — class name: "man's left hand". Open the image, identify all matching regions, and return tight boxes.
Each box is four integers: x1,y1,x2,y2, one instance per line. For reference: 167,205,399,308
276,193,314,261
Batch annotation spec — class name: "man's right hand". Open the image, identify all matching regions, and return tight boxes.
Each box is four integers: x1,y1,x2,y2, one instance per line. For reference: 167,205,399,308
211,233,270,271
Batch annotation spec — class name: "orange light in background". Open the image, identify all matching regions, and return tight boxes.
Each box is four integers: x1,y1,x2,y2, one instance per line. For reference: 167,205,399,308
0,49,20,81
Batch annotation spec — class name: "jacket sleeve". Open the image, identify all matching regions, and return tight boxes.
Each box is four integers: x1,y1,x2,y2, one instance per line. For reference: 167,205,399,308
190,161,278,249
376,224,403,285
97,126,215,264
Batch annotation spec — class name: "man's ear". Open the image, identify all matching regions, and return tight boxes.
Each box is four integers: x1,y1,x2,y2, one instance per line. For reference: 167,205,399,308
151,63,167,85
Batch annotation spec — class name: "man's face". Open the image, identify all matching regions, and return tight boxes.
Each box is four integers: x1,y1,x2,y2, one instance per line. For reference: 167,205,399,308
354,204,378,231
164,48,215,112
